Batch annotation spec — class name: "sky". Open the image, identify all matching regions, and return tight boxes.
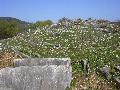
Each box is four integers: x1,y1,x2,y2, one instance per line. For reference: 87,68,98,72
0,0,120,22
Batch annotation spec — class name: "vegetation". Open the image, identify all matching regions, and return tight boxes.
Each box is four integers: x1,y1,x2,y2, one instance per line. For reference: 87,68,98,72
0,17,120,89
29,20,53,29
0,17,29,39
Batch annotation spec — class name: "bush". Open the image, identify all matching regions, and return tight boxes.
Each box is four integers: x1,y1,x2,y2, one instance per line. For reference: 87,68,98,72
0,20,21,39
30,20,53,29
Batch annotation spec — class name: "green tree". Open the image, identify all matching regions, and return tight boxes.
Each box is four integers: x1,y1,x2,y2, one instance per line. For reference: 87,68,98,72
0,20,20,39
29,20,53,29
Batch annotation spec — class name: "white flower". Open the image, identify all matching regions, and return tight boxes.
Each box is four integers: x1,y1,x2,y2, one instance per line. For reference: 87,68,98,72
116,54,119,58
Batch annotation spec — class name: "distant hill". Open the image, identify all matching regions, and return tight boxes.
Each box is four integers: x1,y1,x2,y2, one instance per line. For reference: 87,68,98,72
0,17,30,25
0,17,30,31
0,17,26,22
0,17,30,39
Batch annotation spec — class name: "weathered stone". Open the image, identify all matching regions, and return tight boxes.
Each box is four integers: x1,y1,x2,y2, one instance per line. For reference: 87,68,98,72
114,66,120,72
80,60,89,76
0,43,2,51
13,58,69,67
102,29,111,33
54,44,60,48
54,32,60,37
0,58,72,90
100,66,111,80
113,76,120,86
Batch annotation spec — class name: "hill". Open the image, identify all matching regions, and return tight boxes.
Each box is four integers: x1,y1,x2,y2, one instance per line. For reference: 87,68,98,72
0,17,30,40
0,18,120,89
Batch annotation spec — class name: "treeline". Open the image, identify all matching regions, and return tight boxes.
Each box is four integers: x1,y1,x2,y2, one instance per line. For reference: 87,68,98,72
0,17,29,39
0,17,53,40
29,20,53,29
0,17,119,40
0,20,20,39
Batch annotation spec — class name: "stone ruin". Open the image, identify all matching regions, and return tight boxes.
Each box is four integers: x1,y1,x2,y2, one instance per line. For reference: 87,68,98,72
0,58,72,90
100,65,120,87
0,43,2,51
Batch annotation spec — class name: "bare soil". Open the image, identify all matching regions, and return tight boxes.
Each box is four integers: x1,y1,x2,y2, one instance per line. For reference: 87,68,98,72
75,73,119,90
0,51,16,69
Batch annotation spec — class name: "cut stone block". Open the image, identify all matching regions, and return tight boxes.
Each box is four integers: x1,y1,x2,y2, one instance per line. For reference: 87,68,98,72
0,58,72,90
13,58,70,67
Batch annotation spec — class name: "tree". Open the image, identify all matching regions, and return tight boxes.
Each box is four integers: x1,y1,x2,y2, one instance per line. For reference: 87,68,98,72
29,20,53,29
0,20,20,39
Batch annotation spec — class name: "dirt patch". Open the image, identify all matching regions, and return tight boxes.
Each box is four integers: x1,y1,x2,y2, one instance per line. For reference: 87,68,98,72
0,51,16,69
75,73,118,90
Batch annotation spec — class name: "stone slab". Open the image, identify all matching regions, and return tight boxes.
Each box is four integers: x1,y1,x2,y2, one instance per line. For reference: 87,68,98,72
0,58,72,90
13,58,70,67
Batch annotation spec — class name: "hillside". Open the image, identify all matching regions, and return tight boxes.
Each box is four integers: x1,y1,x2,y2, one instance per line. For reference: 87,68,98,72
0,17,28,23
0,18,120,89
0,17,30,40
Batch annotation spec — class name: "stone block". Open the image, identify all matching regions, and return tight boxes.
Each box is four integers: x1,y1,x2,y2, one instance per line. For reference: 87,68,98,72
0,58,72,90
100,66,111,80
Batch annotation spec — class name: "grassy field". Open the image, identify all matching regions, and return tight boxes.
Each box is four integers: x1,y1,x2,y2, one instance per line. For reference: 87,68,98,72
0,19,120,89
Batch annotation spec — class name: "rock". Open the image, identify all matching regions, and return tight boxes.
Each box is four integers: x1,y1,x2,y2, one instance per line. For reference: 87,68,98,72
54,32,60,37
100,66,111,80
113,76,120,86
114,66,120,72
80,85,87,90
102,29,111,33
13,58,69,67
114,66,120,76
0,43,2,50
54,44,60,48
80,60,89,76
0,58,72,90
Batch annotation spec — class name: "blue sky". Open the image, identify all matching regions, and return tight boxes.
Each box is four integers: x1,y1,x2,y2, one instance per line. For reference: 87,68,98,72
0,0,120,22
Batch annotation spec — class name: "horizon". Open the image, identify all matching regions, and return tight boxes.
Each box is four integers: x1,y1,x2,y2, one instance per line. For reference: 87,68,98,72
0,0,120,22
